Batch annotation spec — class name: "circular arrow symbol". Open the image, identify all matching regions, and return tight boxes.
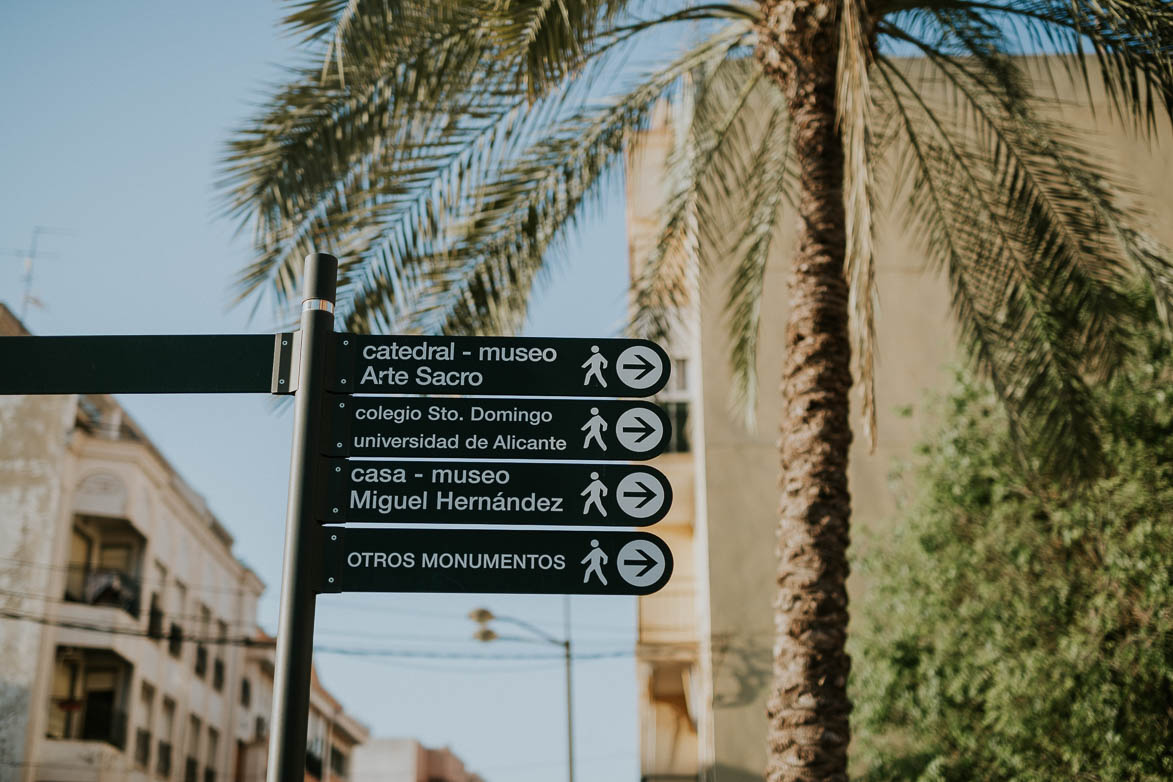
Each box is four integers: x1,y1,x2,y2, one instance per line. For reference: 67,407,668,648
616,539,667,587
615,472,667,519
615,408,665,452
616,346,664,390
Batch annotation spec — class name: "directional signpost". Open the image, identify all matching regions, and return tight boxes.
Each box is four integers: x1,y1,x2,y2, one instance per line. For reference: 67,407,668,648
330,397,670,459
320,529,672,595
330,334,669,396
321,460,672,525
0,253,675,782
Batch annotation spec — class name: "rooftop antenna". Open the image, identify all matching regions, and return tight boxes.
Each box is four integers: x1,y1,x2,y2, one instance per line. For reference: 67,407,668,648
1,225,74,320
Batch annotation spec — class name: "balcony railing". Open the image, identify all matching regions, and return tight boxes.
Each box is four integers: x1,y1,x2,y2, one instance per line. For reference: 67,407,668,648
63,566,141,618
79,705,128,750
305,750,323,779
157,741,173,777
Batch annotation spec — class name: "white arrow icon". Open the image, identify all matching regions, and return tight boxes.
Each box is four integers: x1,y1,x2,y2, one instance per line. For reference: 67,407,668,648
615,472,666,518
616,540,667,587
615,408,664,452
616,346,664,390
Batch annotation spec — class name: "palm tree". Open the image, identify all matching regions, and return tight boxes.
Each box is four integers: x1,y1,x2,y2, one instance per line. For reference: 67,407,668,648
222,2,1173,779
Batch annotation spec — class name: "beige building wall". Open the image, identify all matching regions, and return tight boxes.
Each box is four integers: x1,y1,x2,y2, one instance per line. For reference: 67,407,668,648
0,303,367,782
350,738,483,782
629,62,1173,780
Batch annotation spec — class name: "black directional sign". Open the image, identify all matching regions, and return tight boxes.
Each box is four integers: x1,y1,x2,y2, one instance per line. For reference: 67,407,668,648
0,334,287,394
327,398,671,461
321,459,672,526
320,528,673,595
329,334,670,397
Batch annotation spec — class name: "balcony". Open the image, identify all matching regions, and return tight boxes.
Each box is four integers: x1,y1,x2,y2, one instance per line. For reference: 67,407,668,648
65,515,146,620
46,647,133,752
63,566,141,618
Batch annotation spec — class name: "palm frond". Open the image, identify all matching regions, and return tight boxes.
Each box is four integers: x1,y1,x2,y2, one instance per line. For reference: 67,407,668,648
343,22,755,336
629,56,767,344
874,50,1111,477
723,103,792,425
839,0,879,450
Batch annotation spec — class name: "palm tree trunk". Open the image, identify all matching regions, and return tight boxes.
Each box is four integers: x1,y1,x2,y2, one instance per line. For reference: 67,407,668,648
756,2,854,781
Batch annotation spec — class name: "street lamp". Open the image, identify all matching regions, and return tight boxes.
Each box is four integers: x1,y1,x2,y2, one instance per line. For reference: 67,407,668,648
469,600,575,782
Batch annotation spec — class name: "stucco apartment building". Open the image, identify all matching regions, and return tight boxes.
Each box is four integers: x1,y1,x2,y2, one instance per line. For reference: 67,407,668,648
350,739,484,782
0,303,367,782
628,63,1173,780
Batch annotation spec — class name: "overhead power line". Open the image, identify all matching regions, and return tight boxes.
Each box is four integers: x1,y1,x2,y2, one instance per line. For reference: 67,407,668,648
0,607,636,660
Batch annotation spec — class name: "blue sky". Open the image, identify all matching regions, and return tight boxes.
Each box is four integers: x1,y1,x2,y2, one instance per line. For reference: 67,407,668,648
1,2,638,779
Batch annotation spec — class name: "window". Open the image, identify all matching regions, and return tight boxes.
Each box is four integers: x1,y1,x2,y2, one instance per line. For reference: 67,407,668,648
194,646,208,678
47,657,80,739
661,401,691,453
148,594,165,640
46,648,131,748
204,727,219,782
134,682,155,768
149,562,168,641
669,357,689,392
329,745,348,778
194,606,211,678
185,715,201,782
240,679,251,709
64,527,92,601
212,621,227,692
170,581,187,659
306,712,325,778
158,697,176,777
169,623,184,658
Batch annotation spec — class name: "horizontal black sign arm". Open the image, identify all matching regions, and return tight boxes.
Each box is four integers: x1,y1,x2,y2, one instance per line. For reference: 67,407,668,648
0,334,294,395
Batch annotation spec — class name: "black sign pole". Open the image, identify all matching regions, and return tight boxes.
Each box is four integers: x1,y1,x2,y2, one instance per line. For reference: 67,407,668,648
266,253,337,782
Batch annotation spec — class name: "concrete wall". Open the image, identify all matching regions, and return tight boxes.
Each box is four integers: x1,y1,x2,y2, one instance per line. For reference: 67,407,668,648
0,391,76,782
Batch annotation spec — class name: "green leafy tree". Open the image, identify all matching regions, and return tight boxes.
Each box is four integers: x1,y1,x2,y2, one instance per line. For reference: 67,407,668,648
852,322,1173,781
222,2,1173,779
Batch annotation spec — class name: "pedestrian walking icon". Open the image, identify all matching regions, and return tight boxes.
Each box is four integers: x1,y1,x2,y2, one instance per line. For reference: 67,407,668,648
581,539,608,585
582,407,608,450
582,472,608,516
582,345,608,387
